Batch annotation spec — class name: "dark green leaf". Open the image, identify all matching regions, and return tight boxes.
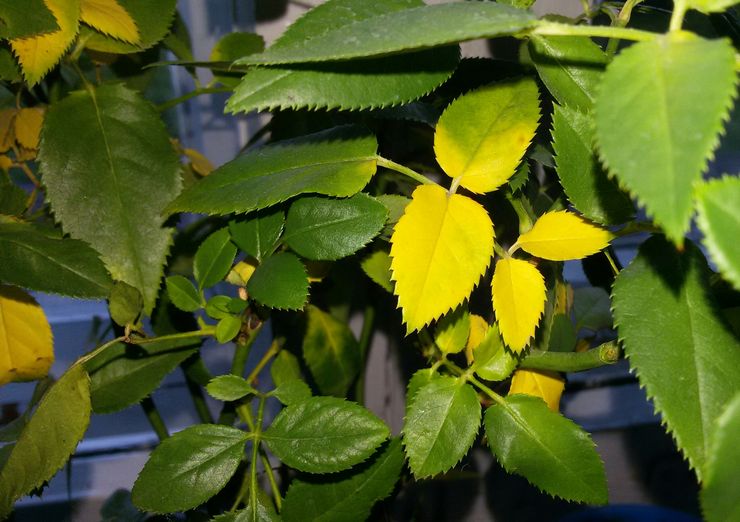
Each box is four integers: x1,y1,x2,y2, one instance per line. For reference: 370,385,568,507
0,47,21,82
0,176,26,216
207,375,257,401
282,438,404,522
194,228,237,290
216,315,242,343
485,394,607,503
263,396,389,473
166,275,202,312
573,286,612,331
402,376,481,478
270,350,303,386
109,281,143,326
376,194,410,238
211,32,265,88
472,324,517,381
229,209,285,261
0,222,112,298
696,176,740,290
39,83,181,313
548,314,576,353
612,236,740,478
167,125,377,216
132,424,248,513
701,393,740,522
247,252,308,310
85,0,178,53
0,0,58,39
509,160,530,193
270,379,312,405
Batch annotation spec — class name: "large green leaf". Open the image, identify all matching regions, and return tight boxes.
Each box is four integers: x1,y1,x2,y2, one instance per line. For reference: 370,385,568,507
484,394,607,504
0,222,112,298
0,365,91,517
167,126,377,216
284,193,387,261
551,104,633,225
696,176,740,290
595,34,737,245
85,0,178,53
282,438,404,522
402,376,481,478
612,236,740,478
194,228,237,290
263,396,389,473
0,0,58,39
246,252,309,310
132,424,248,513
39,84,181,313
229,209,285,261
701,393,740,522
239,2,535,65
302,305,361,397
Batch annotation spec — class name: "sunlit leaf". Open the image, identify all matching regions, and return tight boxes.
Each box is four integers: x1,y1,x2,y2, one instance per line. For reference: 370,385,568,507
514,210,612,261
508,369,565,412
80,0,139,44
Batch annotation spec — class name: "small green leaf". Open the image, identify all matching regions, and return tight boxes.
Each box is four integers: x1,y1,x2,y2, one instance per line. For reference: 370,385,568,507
484,394,607,504
216,316,242,344
282,438,404,522
194,228,237,290
210,32,265,88
168,126,377,216
376,194,410,238
109,281,143,326
85,0,178,53
701,393,740,522
403,376,481,478
472,324,517,381
270,379,312,405
165,275,202,312
434,306,470,354
228,209,285,261
247,252,309,310
132,424,248,513
360,249,393,292
270,350,303,387
205,295,233,320
573,286,612,331
696,176,740,290
207,375,257,401
263,396,389,473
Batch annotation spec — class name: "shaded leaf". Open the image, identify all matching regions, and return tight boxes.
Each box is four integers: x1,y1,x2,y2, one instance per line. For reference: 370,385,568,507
514,210,612,261
0,177,26,216
508,369,565,412
434,306,470,355
165,275,202,312
14,107,44,150
246,252,309,310
270,379,311,406
472,323,517,381
270,350,303,387
108,281,142,326
229,209,284,261
194,228,237,290
210,32,264,88
360,249,393,292
216,315,242,344
573,286,612,331
0,0,58,39
701,393,740,522
207,375,257,401
696,176,740,290
212,493,279,522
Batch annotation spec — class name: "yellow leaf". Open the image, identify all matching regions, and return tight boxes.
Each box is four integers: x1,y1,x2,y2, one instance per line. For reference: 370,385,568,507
434,77,540,194
509,368,565,412
0,109,17,153
491,257,546,352
465,314,489,365
14,108,45,150
10,0,81,86
514,210,613,261
183,147,215,177
227,257,259,286
0,155,12,172
80,0,139,44
0,285,54,386
390,184,493,333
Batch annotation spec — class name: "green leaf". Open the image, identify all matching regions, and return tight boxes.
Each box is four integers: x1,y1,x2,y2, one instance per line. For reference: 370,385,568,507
216,315,242,343
263,396,389,473
595,34,736,245
0,222,112,298
109,281,143,326
168,125,377,216
132,424,248,513
402,376,481,478
229,209,285,261
205,295,233,320
573,286,612,331
434,306,470,354
302,305,361,397
548,314,576,353
282,438,404,522
0,176,26,216
212,493,279,522
207,375,257,401
472,324,517,381
270,350,303,386
87,338,199,414
529,35,606,112
165,275,202,312
484,394,607,504
376,194,410,238
551,104,633,225
85,0,178,53
239,2,535,65
284,193,387,261
612,236,740,478
0,365,91,517
685,0,740,14
270,379,312,405
210,32,265,88
701,393,740,522
360,249,393,292
0,0,58,39
406,368,440,411
39,83,181,313
194,227,237,290
696,176,740,290
247,252,309,310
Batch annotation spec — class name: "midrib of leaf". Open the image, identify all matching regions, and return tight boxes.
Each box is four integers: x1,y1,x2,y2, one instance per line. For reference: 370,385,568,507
652,50,680,218
501,261,522,336
314,312,354,377
283,212,369,241
265,430,380,442
199,234,231,288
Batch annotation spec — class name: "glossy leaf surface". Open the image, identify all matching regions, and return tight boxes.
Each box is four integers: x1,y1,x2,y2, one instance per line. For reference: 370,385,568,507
229,209,285,261
246,252,308,310
515,210,612,261
194,228,237,290
165,275,201,312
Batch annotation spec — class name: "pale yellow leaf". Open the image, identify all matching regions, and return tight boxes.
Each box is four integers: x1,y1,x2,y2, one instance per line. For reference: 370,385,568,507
14,108,45,150
465,314,489,365
10,0,81,86
434,77,540,194
226,257,258,286
491,257,546,352
514,210,613,261
509,368,565,412
390,184,493,333
0,109,17,153
80,0,139,44
0,285,54,386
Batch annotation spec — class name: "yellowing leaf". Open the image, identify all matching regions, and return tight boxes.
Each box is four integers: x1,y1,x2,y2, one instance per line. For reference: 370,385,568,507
466,314,489,365
0,285,54,386
14,108,44,150
514,210,612,261
0,155,12,171
391,184,493,333
434,77,540,194
10,0,81,86
491,257,546,352
0,109,16,152
509,368,565,412
226,258,258,286
80,0,139,44
183,147,214,177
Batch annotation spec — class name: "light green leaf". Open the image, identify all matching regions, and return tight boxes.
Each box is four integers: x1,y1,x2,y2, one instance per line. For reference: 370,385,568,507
210,32,264,88
595,34,737,245
109,281,143,326
229,209,284,261
282,438,404,522
0,365,91,517
205,295,234,320
168,126,377,216
284,193,387,261
405,368,441,413
696,176,740,290
212,493,279,522
376,194,410,238
701,393,740,522
360,249,393,292
194,228,237,290
0,222,112,298
165,275,202,312
0,0,58,39
612,236,740,478
685,0,739,13
302,304,361,397
216,315,242,343
264,396,389,473
270,379,312,405
247,252,308,310
573,286,612,331
85,0,177,53
132,424,248,513
472,324,517,381
484,394,607,504
270,350,303,387
207,375,257,401
39,83,181,314
402,376,481,478
434,306,470,354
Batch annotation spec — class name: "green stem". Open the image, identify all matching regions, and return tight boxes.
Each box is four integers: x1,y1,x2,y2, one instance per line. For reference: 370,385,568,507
128,327,215,346
606,0,644,55
249,398,267,513
442,360,505,406
157,87,232,112
532,20,658,41
669,0,688,32
603,249,620,277
246,338,283,385
507,193,534,235
219,324,264,426
615,221,662,237
77,336,126,367
376,155,434,186
355,304,376,405
261,450,282,512
141,397,169,441
520,342,621,372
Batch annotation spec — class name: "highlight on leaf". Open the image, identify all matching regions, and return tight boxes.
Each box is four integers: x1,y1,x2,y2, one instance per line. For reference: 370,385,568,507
80,0,139,44
509,369,565,412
